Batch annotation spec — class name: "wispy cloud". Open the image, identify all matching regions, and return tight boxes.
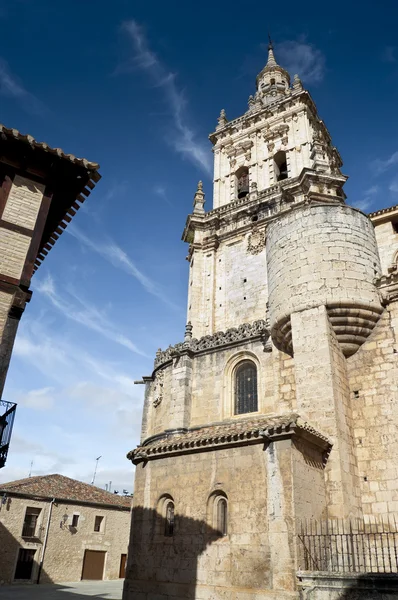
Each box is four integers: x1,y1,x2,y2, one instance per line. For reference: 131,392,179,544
389,179,398,193
382,46,396,63
154,185,173,207
0,58,46,116
15,386,55,410
35,273,147,356
352,185,379,212
371,151,398,175
67,225,178,310
119,20,212,175
274,39,325,83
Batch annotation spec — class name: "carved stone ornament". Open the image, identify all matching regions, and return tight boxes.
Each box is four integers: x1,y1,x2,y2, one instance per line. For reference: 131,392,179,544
247,227,266,255
154,319,269,369
153,369,164,407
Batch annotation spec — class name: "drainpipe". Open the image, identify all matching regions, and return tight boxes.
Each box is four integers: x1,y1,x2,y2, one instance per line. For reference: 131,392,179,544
36,497,55,584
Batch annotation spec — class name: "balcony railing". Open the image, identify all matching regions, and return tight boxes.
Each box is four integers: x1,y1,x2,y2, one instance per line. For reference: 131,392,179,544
0,400,17,469
298,517,398,574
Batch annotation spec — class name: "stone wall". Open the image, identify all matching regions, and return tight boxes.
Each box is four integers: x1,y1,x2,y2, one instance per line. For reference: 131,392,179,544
298,573,398,599
125,436,326,600
0,495,130,584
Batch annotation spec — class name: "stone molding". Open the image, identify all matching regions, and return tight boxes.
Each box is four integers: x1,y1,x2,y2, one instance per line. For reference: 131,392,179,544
127,413,332,465
376,269,398,304
154,319,269,371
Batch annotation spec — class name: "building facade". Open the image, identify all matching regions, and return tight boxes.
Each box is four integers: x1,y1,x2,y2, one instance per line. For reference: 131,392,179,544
0,126,100,468
124,44,398,600
0,474,131,584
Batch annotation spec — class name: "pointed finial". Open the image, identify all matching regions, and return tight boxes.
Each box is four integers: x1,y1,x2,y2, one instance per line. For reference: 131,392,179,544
184,321,193,341
193,181,205,215
268,32,273,50
293,73,303,91
217,108,228,129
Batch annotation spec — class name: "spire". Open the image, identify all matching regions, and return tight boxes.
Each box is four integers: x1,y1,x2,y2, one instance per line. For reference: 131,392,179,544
266,33,278,68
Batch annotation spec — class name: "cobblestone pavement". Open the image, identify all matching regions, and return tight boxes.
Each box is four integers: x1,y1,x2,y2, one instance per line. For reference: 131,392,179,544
0,580,123,600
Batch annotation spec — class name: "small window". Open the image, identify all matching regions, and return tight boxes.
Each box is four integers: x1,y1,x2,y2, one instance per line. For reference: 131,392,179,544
270,78,276,85
235,360,258,415
94,516,104,533
71,514,79,528
274,150,288,182
235,166,249,199
22,507,41,537
164,501,174,537
216,497,228,536
392,221,398,234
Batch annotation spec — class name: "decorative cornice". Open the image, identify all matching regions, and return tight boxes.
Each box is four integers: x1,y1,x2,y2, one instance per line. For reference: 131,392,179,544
127,413,332,465
154,319,269,371
375,268,398,304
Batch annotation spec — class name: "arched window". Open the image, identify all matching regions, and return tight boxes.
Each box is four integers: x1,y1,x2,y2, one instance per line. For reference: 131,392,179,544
235,166,249,199
235,360,258,415
216,497,228,536
164,500,174,537
274,151,288,182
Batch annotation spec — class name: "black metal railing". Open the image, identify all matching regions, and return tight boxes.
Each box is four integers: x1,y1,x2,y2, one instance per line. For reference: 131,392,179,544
0,400,17,468
298,517,398,574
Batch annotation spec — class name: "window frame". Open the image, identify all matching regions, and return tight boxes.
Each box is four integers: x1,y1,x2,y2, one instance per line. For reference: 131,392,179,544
207,491,229,540
71,514,79,528
234,360,258,416
21,507,41,538
93,515,104,533
222,351,261,420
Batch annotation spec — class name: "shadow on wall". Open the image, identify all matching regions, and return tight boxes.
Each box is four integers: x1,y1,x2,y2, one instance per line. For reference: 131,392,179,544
123,505,225,600
299,573,398,600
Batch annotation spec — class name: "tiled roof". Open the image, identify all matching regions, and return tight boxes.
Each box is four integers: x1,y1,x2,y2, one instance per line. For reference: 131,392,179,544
0,125,99,170
0,474,131,509
128,413,331,464
368,204,398,219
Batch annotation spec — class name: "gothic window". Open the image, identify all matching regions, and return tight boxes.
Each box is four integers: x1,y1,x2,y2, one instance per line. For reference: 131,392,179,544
235,360,258,414
164,500,175,537
216,497,228,536
236,166,249,199
274,150,288,181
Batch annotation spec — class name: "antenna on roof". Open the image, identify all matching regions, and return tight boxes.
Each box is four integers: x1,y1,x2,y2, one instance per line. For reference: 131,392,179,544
91,456,102,486
28,460,33,478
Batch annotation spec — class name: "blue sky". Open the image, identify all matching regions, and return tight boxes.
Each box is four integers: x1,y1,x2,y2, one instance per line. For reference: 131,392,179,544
0,0,398,492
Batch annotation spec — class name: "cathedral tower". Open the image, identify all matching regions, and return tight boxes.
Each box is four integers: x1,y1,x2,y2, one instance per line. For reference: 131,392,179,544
124,41,398,600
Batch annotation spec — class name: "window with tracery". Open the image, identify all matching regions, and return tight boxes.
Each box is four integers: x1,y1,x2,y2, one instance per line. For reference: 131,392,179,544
235,360,258,414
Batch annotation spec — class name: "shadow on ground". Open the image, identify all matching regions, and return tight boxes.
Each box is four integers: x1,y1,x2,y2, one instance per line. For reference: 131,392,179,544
0,580,123,600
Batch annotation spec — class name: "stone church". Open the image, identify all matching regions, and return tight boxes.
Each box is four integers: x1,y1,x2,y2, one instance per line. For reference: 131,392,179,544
124,43,398,600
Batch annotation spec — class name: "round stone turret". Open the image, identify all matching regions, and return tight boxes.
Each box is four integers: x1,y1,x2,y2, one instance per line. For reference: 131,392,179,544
266,204,383,357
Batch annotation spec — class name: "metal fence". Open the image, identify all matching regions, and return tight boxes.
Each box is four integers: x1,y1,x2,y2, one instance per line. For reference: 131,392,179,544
298,517,398,574
0,399,17,468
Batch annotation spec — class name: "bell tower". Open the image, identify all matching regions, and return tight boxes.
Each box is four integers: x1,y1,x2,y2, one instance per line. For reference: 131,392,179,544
183,43,347,339
125,40,392,600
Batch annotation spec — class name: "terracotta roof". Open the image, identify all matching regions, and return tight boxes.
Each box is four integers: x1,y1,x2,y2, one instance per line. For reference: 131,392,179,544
0,125,99,170
368,204,398,219
128,413,331,464
0,474,131,509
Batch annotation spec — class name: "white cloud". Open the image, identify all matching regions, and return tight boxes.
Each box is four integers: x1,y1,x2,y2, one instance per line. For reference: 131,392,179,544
371,151,398,175
67,225,179,310
16,386,55,410
274,39,325,84
34,273,147,357
0,58,46,116
351,185,380,212
120,20,212,175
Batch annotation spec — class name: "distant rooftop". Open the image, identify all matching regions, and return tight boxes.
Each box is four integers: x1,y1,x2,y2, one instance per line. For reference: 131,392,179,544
0,474,131,509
